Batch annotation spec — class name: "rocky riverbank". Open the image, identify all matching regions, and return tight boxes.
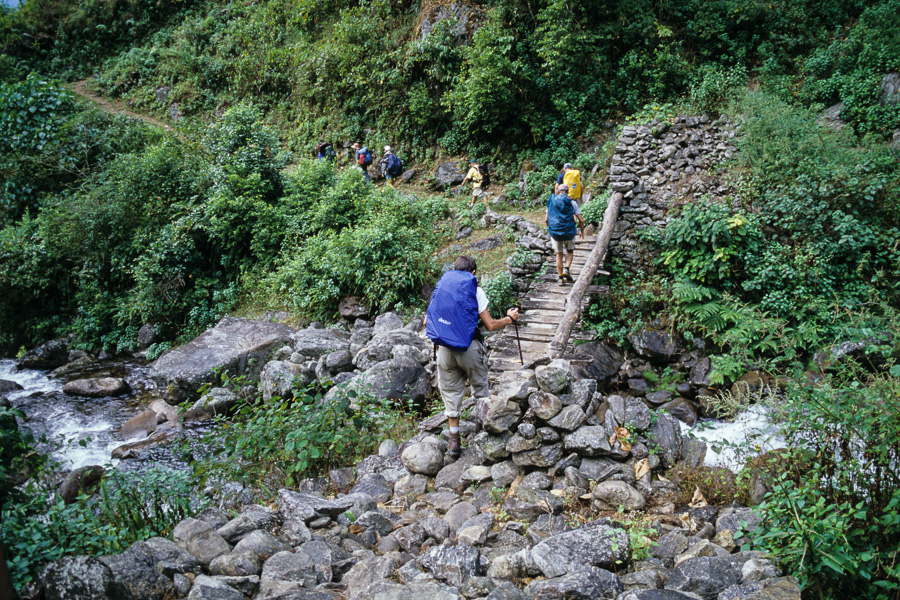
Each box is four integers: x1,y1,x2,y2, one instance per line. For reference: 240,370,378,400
28,315,795,600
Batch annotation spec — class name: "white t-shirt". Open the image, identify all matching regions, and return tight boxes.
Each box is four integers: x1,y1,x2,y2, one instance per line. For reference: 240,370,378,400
476,287,489,314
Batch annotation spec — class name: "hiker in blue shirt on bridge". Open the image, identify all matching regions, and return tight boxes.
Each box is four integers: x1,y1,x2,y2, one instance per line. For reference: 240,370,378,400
424,256,519,459
546,183,586,286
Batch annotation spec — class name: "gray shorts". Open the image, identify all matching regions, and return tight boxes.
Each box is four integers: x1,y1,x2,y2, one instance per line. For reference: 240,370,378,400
436,340,489,418
551,237,575,253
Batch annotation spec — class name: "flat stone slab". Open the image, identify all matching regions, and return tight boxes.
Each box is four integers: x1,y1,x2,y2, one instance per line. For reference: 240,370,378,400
150,316,296,401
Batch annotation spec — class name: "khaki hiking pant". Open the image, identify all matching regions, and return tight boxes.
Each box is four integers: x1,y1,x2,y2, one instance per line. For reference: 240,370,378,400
436,340,489,418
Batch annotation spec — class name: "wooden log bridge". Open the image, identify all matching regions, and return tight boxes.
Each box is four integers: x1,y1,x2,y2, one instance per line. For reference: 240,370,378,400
487,191,624,375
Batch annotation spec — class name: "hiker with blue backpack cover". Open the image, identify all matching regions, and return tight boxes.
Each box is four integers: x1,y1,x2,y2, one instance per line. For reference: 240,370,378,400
425,256,519,459
546,183,586,286
379,145,402,188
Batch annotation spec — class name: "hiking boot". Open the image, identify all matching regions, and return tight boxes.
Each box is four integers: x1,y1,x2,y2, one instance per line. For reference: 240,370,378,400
448,431,461,459
564,267,574,283
558,277,566,286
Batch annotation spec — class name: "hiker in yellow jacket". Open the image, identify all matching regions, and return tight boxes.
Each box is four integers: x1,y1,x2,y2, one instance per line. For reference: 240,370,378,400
554,163,583,201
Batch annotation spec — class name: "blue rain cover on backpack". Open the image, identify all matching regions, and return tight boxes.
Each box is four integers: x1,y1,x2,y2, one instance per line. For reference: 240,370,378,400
547,193,576,240
426,270,479,351
386,153,402,176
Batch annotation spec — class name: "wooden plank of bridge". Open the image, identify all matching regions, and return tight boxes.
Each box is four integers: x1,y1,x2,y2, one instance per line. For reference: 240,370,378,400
486,233,601,378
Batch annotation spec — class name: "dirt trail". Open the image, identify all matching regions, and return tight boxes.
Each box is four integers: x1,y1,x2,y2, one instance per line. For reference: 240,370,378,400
70,79,173,131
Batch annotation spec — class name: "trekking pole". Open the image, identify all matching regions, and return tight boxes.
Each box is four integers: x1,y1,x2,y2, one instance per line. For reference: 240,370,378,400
512,313,524,365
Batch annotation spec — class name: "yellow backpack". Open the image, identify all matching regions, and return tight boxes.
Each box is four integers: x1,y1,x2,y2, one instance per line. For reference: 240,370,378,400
563,169,582,200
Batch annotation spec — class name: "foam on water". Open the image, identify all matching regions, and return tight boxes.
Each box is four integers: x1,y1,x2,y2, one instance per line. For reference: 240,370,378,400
687,403,786,470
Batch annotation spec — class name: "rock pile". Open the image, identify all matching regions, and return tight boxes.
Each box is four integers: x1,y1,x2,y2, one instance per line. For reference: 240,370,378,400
606,116,739,270
39,355,798,600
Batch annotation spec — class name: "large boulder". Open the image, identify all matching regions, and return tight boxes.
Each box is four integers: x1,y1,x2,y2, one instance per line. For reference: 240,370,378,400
432,162,466,189
260,360,302,401
172,518,232,568
151,317,296,401
62,378,130,397
291,327,351,359
190,387,239,416
17,339,69,370
354,329,431,371
629,322,680,361
530,521,629,578
401,442,445,476
58,465,105,503
0,379,23,393
571,342,624,382
417,544,482,586
344,357,429,403
524,567,623,600
664,556,741,599
40,556,134,600
99,543,178,600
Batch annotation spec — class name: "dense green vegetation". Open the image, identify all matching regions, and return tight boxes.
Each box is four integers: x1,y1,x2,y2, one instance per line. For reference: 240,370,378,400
1,0,899,596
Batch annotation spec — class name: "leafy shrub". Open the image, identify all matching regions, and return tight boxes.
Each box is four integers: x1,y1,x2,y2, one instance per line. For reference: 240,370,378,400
689,64,748,115
191,383,416,492
580,189,610,225
481,272,515,318
1,466,201,589
749,367,900,596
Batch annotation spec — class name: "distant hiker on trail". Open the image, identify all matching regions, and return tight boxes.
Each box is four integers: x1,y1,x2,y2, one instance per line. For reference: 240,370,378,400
461,159,488,205
379,145,403,189
555,163,583,201
546,183,586,286
353,142,373,182
425,256,519,459
316,141,336,162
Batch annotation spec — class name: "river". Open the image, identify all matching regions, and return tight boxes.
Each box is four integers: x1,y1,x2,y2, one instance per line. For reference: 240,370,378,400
0,358,196,472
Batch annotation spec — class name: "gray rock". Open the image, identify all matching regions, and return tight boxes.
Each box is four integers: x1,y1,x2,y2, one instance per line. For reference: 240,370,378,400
491,461,521,488
718,576,801,600
373,312,405,334
423,517,450,543
629,324,680,360
579,457,624,482
417,544,482,586
530,521,629,578
444,502,478,531
368,582,459,600
99,543,176,600
281,519,313,546
379,439,399,457
525,566,623,600
40,556,133,600
58,465,104,504
564,426,613,457
209,552,260,577
187,575,245,600
474,431,512,461
511,442,563,468
648,412,682,468
395,522,427,553
401,442,444,476
0,378,23,393
151,317,296,401
535,360,573,395
651,531,689,563
191,387,239,416
456,513,494,546
394,473,428,498
486,581,528,600
506,434,541,453
618,591,700,600
63,377,130,397
483,398,522,434
432,162,466,188
548,405,586,430
346,356,429,403
291,327,351,359
340,296,372,321
592,481,646,511
17,339,68,369
818,102,846,130
355,329,431,371
624,397,652,432
277,489,349,523
661,398,699,426
232,530,291,561
571,343,624,382
173,518,232,568
218,504,280,544
665,557,741,599
520,471,552,490
352,473,394,503
491,370,537,404
260,360,303,401
528,390,563,421
460,465,492,485
260,550,318,587
716,508,762,544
